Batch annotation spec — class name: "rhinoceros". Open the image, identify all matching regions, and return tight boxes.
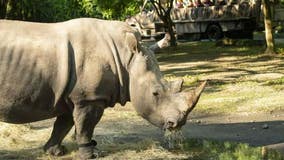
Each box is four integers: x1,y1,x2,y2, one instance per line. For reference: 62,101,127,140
0,18,206,159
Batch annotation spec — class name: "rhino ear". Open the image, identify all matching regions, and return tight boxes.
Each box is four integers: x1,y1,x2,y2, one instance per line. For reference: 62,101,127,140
169,79,184,93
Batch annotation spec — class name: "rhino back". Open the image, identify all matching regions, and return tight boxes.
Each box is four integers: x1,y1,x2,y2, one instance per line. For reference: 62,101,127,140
0,20,70,123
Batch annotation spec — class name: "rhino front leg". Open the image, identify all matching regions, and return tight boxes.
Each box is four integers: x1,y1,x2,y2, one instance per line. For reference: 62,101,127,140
73,101,104,159
44,113,74,156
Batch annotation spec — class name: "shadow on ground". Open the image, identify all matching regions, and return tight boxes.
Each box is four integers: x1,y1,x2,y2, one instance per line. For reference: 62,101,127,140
185,121,284,146
95,119,284,148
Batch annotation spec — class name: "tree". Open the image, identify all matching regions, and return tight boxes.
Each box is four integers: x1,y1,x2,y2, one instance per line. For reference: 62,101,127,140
149,0,176,46
263,0,275,54
0,0,141,22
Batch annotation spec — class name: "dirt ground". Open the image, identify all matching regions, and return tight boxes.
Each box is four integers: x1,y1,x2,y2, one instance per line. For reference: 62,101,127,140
1,106,283,159
0,41,284,159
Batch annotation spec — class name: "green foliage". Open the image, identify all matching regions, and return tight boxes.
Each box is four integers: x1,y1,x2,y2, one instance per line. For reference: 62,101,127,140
5,0,79,22
265,77,284,85
276,47,284,53
181,139,284,160
1,0,142,22
275,43,284,54
95,0,142,20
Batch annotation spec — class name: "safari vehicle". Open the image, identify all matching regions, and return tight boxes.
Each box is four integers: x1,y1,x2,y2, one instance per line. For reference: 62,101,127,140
126,0,284,40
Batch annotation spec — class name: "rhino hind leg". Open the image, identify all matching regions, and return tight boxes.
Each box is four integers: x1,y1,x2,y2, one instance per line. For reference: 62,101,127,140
44,113,74,156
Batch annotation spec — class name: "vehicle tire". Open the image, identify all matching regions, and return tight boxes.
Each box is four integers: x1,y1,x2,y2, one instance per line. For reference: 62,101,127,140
206,24,223,41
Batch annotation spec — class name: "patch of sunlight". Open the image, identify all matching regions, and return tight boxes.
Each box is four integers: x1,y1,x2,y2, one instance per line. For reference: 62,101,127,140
227,47,250,52
102,108,140,121
0,121,76,160
165,74,200,86
195,82,284,114
239,92,284,113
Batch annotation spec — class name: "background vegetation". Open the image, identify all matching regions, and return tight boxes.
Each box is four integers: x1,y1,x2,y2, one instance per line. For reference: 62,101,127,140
0,0,143,22
1,0,284,22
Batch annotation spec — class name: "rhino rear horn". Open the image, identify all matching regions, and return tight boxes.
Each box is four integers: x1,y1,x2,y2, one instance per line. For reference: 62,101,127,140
187,81,207,113
149,33,170,52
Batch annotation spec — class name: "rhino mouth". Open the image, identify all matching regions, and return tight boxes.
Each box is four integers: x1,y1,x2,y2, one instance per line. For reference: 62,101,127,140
163,125,182,132
163,118,181,131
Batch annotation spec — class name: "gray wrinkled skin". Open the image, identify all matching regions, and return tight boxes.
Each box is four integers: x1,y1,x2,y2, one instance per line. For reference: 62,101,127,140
0,18,205,159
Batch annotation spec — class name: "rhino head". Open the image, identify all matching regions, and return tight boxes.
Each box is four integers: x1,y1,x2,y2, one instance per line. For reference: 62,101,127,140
127,32,206,131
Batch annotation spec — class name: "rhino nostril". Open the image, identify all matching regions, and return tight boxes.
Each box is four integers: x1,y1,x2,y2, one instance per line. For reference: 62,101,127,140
167,121,174,126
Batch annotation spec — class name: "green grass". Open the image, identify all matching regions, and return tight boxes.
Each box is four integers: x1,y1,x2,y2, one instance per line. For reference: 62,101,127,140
180,139,284,160
276,43,284,54
265,76,284,85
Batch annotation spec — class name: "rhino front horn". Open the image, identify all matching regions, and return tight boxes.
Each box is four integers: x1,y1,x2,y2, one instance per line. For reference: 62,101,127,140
187,81,207,113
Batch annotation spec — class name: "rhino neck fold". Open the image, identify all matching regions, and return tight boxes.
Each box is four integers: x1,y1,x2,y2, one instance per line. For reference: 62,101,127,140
108,38,130,106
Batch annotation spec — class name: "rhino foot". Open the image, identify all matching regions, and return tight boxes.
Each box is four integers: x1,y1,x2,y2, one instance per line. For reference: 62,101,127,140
77,146,98,160
44,144,67,156
76,140,100,159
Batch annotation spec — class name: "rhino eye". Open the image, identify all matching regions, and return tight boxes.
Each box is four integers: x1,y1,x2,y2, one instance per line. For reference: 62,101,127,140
152,85,162,97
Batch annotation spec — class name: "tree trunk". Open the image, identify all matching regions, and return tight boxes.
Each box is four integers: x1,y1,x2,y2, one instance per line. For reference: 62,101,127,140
165,14,176,46
263,0,275,54
168,24,176,46
150,0,177,46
